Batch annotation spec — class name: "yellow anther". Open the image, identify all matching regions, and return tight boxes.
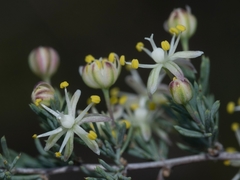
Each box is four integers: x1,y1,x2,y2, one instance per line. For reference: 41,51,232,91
148,102,156,110
231,122,239,132
88,130,97,140
95,60,102,69
110,87,119,96
173,77,177,81
223,160,231,166
227,102,235,114
161,40,170,51
169,27,179,35
108,52,115,63
226,147,236,153
85,55,95,63
131,59,139,69
91,95,101,104
120,55,125,66
60,81,69,89
119,95,127,105
32,134,38,139
111,130,117,138
176,25,186,32
55,152,62,158
35,99,42,106
130,103,139,110
136,42,144,52
110,96,118,105
121,119,131,129
125,64,132,71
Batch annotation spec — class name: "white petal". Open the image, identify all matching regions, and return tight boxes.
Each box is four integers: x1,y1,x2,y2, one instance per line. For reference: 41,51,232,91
44,128,67,151
38,127,63,138
70,90,81,117
170,51,203,61
147,65,163,96
79,114,111,125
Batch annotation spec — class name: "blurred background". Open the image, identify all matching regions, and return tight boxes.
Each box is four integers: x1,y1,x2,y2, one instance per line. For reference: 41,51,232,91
0,0,240,179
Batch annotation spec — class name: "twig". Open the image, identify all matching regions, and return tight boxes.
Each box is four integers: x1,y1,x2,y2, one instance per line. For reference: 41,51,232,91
11,152,240,176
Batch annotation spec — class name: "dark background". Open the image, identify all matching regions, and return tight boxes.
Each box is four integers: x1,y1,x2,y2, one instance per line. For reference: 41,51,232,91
0,0,240,179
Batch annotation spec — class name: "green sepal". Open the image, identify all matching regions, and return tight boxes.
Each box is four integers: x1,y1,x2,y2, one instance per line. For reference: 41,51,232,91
174,125,212,137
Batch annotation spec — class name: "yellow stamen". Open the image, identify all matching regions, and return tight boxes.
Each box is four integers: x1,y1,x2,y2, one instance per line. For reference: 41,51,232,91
60,81,69,89
173,77,177,81
121,119,131,129
131,59,139,69
95,60,102,69
110,87,119,96
55,152,62,158
136,42,144,52
85,55,95,63
161,40,170,51
227,102,235,114
223,160,231,166
125,64,132,71
120,55,125,66
110,96,118,105
108,52,115,63
130,103,139,110
231,122,239,132
119,95,127,105
226,147,236,153
88,130,97,140
32,134,37,139
35,99,42,106
169,27,179,35
176,25,186,32
91,95,101,104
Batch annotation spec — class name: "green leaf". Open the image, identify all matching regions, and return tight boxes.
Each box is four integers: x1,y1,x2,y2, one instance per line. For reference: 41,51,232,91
174,125,212,137
199,56,210,95
1,136,10,162
99,159,117,172
210,100,220,120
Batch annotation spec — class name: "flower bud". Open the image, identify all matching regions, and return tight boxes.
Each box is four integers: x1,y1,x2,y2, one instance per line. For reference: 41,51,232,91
31,81,55,106
165,6,197,39
169,77,193,105
28,47,60,82
79,53,121,89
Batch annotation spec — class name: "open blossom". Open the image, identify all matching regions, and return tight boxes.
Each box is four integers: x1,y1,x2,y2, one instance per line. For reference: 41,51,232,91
79,53,122,89
33,81,111,161
124,25,203,95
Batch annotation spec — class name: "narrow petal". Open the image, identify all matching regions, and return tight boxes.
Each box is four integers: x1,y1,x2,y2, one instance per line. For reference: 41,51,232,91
164,61,184,80
125,70,146,95
75,103,94,124
70,90,81,117
44,128,67,151
174,58,197,73
73,125,100,155
140,123,151,141
170,51,203,61
79,114,111,125
38,127,63,138
41,104,60,118
64,88,72,116
59,130,72,153
63,131,74,161
147,65,163,95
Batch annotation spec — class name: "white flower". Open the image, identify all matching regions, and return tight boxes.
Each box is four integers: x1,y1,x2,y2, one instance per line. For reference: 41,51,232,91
125,25,203,96
33,81,111,161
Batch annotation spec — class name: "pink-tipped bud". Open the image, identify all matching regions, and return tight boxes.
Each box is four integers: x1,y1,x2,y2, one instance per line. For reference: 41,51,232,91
28,47,60,82
166,6,197,39
169,77,193,105
31,82,55,106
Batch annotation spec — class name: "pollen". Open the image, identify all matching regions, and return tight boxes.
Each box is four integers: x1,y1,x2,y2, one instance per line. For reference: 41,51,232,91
130,103,139,110
35,99,42,106
223,160,231,166
91,95,101,104
169,27,179,35
231,122,239,132
148,102,156,110
227,102,235,114
120,55,125,66
161,40,170,51
32,134,38,139
60,81,69,89
108,52,115,62
110,87,119,96
131,59,139,69
95,60,102,69
55,152,62,158
176,25,186,32
85,55,95,63
225,147,236,153
121,119,131,129
119,95,127,105
110,96,118,105
88,130,97,140
136,42,144,52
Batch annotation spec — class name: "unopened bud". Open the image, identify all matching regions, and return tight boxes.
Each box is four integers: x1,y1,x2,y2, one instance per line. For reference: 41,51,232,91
169,77,193,104
31,82,55,106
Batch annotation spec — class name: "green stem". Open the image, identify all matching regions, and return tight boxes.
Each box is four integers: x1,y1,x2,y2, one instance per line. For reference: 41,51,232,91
181,38,189,51
120,127,133,155
102,88,115,126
